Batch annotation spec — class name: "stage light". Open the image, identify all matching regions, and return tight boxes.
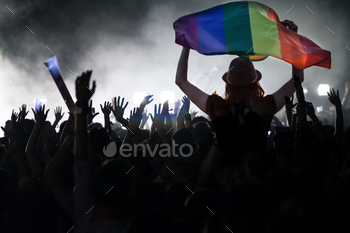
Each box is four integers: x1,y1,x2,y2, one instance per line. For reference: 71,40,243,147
160,91,175,103
317,84,329,96
316,106,323,113
133,92,147,104
303,88,308,94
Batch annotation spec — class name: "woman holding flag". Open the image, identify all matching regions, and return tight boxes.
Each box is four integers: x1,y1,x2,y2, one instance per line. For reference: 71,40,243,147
175,20,303,133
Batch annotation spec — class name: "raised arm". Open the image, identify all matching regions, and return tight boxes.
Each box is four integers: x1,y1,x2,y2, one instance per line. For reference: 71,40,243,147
272,66,304,112
26,105,49,175
328,88,343,144
175,47,209,113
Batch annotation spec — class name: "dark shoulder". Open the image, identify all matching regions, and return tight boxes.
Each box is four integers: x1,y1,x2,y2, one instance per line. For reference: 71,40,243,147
205,92,226,117
208,92,225,103
261,95,277,114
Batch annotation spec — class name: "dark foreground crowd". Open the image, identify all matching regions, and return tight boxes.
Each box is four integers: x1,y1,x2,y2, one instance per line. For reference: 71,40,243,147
0,71,350,233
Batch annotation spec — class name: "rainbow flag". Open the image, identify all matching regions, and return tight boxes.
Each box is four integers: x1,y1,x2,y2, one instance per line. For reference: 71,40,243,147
173,1,331,69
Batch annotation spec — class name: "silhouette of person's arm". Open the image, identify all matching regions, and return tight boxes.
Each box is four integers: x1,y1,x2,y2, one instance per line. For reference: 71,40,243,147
100,101,113,132
112,96,129,127
177,96,189,130
45,133,74,189
26,105,49,175
328,88,343,144
52,106,64,129
175,47,209,113
75,70,95,161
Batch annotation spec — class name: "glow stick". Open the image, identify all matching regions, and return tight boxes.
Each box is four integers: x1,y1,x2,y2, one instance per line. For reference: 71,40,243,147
44,56,75,111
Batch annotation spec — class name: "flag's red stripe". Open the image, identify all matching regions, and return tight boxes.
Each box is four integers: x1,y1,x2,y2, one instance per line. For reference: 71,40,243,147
277,23,307,69
266,8,279,22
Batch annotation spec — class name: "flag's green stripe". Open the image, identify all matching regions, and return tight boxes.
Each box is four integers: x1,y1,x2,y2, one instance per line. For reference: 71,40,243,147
248,2,281,58
222,2,253,56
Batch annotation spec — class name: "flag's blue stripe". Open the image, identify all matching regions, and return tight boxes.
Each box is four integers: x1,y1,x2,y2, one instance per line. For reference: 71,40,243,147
197,5,226,55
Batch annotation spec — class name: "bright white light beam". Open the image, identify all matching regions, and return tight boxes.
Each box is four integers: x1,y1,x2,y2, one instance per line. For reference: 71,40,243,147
317,84,329,96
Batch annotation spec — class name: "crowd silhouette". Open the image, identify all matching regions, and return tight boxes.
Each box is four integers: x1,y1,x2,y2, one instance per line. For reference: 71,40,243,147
1,32,350,233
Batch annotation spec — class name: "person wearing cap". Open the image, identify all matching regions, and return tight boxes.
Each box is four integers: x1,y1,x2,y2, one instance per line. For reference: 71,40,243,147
175,20,303,134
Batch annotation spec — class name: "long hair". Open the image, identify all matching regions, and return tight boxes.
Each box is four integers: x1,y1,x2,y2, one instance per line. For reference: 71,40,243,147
224,82,265,107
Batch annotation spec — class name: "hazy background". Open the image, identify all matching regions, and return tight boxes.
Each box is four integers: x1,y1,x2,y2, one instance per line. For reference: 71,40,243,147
0,0,349,130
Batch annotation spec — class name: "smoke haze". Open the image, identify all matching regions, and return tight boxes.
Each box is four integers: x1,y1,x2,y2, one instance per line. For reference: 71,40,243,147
0,0,349,127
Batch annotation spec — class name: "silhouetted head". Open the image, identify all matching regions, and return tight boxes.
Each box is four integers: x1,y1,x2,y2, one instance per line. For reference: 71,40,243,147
173,128,195,157
222,57,264,105
89,127,112,156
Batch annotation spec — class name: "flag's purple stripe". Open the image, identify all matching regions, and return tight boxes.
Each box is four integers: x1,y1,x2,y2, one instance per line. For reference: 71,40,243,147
197,5,226,54
173,13,199,51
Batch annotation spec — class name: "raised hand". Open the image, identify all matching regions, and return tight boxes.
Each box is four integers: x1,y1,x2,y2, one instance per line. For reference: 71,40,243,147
11,110,19,123
88,100,99,123
305,101,316,118
285,95,297,112
18,104,29,123
162,100,173,114
281,19,298,33
54,106,65,123
1,110,25,148
100,101,113,116
31,105,49,125
150,104,165,130
181,96,190,114
140,95,153,109
129,107,142,131
75,70,95,103
327,88,341,108
190,110,198,119
112,96,129,121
